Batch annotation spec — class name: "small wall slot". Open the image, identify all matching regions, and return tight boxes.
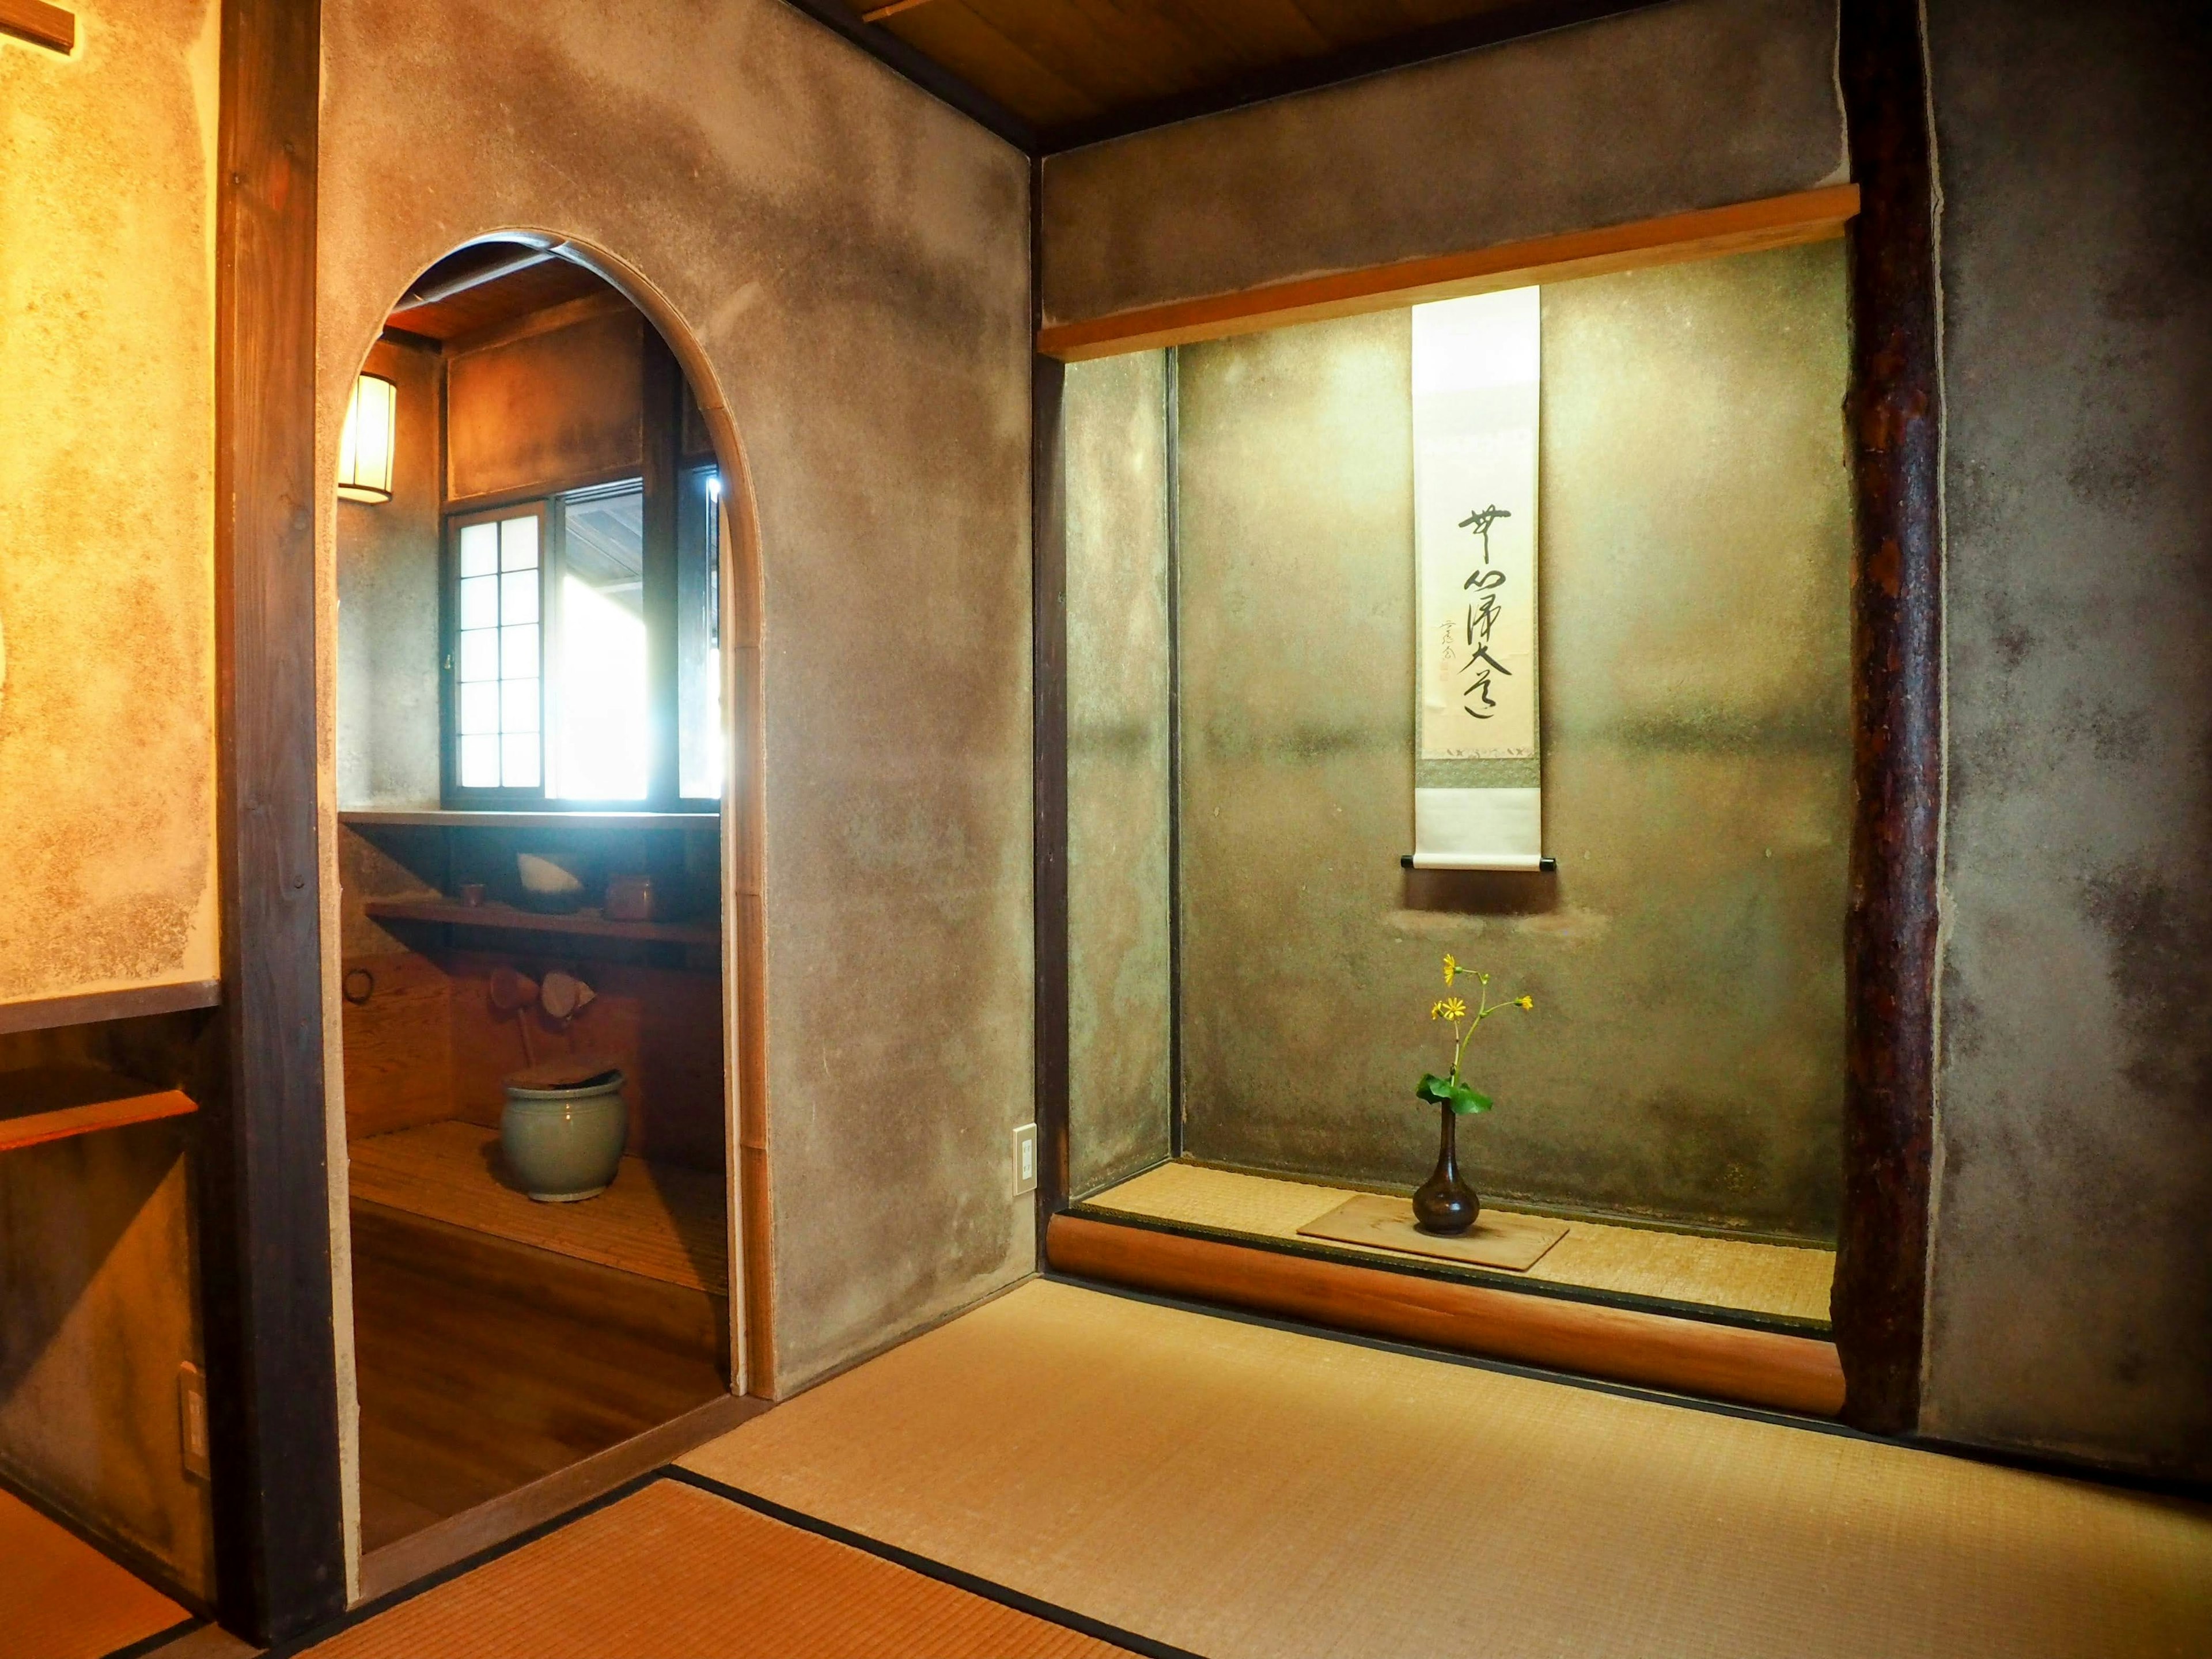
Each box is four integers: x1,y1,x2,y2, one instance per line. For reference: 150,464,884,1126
1013,1122,1038,1195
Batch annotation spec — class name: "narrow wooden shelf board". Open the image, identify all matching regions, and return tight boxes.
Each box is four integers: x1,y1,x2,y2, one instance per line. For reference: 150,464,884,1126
349,1120,727,1295
1086,1161,1836,1325
363,897,718,947
342,808,717,829
0,0,75,55
0,1066,197,1154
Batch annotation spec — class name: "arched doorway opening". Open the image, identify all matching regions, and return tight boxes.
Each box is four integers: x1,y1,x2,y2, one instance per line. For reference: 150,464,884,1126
325,236,766,1567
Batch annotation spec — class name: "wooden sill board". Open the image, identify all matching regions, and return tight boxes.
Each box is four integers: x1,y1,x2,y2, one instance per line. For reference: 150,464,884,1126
1086,1161,1836,1324
1047,1212,1846,1418
349,1120,726,1294
0,1067,196,1154
363,897,717,947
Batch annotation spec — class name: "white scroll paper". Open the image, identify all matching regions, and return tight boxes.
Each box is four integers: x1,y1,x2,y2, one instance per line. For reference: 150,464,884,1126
1411,287,1546,871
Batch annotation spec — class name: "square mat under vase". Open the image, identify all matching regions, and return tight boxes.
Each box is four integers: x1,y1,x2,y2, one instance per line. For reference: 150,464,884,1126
1297,1193,1569,1271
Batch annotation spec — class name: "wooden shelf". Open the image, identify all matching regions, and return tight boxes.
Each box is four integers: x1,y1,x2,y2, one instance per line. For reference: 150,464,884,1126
364,897,718,947
0,1067,197,1155
340,809,716,830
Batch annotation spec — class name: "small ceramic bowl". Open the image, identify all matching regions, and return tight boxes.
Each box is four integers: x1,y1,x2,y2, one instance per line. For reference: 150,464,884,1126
501,1070,627,1202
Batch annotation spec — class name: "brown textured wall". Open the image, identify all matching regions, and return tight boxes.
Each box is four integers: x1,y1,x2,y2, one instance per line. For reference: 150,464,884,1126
1921,0,2212,1479
0,0,220,1006
1039,0,1846,328
1064,353,1173,1196
316,0,1034,1396
0,1017,217,1602
336,338,442,811
445,309,645,503
1173,241,1851,1239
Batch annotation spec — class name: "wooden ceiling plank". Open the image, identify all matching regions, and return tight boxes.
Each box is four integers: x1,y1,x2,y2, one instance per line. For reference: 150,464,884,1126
858,0,934,21
961,0,1244,107
885,1,1104,126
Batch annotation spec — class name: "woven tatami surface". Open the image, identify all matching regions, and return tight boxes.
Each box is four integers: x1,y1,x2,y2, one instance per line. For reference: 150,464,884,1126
1086,1160,1836,1321
683,1278,2211,1659
303,1476,1127,1658
0,1486,191,1659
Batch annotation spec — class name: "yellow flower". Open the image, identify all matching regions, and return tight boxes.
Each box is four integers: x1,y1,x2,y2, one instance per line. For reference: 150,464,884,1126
1516,995,1533,1010
1429,999,1448,1020
1441,953,1459,985
1440,997,1467,1022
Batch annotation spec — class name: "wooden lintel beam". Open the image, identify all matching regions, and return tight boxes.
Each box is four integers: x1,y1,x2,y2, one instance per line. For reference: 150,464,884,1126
0,0,74,53
1037,184,1862,361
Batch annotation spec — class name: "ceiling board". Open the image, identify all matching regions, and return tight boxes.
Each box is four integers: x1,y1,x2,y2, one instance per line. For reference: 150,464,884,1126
854,0,1543,131
386,256,615,343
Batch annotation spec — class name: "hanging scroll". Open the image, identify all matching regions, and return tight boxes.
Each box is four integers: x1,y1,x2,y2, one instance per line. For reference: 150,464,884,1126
1411,287,1546,871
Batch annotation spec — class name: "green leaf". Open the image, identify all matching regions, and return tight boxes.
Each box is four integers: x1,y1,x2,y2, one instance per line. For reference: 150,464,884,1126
1417,1074,1493,1114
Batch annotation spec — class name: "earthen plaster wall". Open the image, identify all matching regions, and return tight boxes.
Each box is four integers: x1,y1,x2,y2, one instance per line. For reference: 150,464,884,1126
1921,0,2212,1480
0,0,221,1007
1038,0,1846,329
317,0,1035,1406
1063,353,1173,1197
1170,244,1851,1238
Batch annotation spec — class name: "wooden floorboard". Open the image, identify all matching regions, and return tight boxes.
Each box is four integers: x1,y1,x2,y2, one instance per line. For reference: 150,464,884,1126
348,1120,726,1293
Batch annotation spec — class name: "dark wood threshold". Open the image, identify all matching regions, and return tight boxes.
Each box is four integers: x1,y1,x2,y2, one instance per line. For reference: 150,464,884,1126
0,979,221,1038
1066,1200,1830,1339
1048,1212,1845,1418
355,1391,768,1604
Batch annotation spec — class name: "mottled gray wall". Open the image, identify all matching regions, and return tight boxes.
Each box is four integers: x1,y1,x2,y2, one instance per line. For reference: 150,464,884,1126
1922,0,2212,1478
1175,242,1851,1238
319,0,1034,1395
1065,353,1174,1197
1039,0,1845,327
336,336,442,810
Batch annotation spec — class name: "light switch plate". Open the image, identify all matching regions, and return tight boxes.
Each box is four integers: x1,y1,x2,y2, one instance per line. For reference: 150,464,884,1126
1013,1122,1038,1195
179,1362,210,1481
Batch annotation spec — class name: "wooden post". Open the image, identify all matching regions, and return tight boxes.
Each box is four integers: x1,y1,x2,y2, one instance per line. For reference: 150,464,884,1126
207,0,349,1638
1032,161,1072,1256
1833,0,1944,1437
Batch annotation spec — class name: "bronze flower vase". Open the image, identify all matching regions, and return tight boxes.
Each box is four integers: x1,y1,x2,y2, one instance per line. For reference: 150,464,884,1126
1412,1101,1480,1235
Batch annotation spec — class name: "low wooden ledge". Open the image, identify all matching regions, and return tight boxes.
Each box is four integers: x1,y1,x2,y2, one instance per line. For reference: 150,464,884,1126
1039,184,1861,362
0,979,221,1037
1048,1212,1846,1418
0,1067,198,1155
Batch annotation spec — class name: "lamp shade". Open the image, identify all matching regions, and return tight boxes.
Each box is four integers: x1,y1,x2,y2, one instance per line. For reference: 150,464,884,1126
336,372,397,502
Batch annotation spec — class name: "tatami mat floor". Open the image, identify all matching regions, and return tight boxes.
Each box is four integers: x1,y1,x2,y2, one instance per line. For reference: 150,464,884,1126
682,1279,2212,1659
0,1486,195,1659
1085,1160,1837,1322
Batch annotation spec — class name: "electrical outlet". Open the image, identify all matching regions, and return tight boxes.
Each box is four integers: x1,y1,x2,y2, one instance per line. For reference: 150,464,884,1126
178,1362,210,1481
1013,1122,1039,1195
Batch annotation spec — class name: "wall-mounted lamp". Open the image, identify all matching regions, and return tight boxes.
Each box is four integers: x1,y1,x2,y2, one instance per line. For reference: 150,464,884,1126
336,372,397,503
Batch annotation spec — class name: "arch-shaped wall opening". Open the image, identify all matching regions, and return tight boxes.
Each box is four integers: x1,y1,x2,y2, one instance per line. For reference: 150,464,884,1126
322,233,768,1579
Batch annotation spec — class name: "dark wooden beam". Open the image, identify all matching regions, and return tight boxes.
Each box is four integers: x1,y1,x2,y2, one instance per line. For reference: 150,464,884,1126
1032,156,1071,1256
641,328,683,808
775,0,1036,152
208,0,348,1639
0,979,219,1037
1832,0,1943,1438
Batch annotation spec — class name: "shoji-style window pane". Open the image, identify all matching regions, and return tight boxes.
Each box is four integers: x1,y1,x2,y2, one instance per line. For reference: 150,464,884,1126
450,506,543,793
548,482,649,801
677,467,724,802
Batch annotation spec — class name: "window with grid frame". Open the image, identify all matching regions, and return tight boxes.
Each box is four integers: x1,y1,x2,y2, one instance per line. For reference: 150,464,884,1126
450,505,544,791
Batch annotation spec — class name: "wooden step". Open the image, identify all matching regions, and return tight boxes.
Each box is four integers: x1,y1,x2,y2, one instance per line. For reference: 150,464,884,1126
1047,1212,1846,1418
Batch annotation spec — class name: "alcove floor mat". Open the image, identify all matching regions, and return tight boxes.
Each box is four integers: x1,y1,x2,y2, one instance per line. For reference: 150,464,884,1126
0,1486,195,1659
680,1278,2212,1659
297,1476,1146,1658
1086,1161,1835,1321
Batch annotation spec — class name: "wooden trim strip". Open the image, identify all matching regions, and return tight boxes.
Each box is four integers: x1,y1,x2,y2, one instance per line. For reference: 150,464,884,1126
355,1393,767,1605
1831,0,1941,1437
1038,184,1862,361
1047,1213,1847,1418
0,1088,197,1155
0,979,220,1036
0,0,74,54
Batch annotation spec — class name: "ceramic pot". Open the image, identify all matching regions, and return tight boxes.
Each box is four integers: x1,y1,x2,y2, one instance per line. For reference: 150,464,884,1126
1411,1101,1480,1234
501,1070,628,1202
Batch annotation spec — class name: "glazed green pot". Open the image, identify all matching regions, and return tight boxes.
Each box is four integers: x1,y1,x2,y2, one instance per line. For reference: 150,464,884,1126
501,1071,628,1202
